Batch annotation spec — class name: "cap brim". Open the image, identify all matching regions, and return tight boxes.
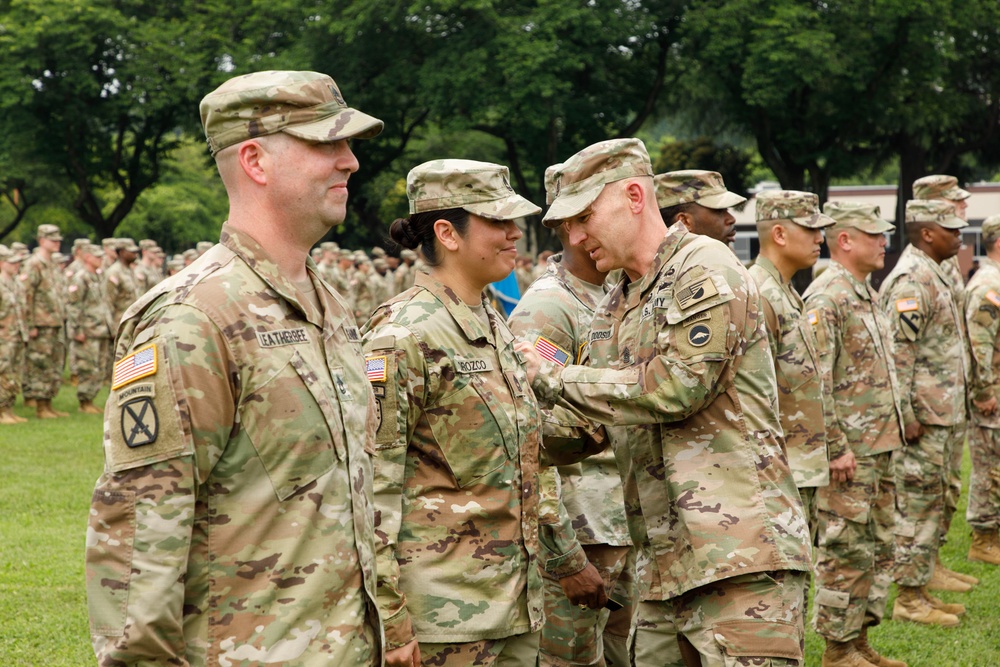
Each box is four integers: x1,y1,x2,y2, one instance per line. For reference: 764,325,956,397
465,195,541,221
944,187,971,201
542,186,604,227
937,216,968,230
283,108,384,142
830,219,895,234
698,191,747,210
792,213,837,229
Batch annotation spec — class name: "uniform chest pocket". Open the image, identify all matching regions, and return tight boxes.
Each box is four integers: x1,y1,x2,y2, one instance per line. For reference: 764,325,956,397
775,322,818,392
427,374,515,489
240,351,343,501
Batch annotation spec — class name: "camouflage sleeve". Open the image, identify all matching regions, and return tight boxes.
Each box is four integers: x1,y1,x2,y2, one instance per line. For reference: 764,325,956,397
537,467,589,578
966,285,1000,402
87,303,234,666
23,263,39,327
362,323,423,650
880,281,928,428
66,274,85,338
805,294,850,461
761,295,779,352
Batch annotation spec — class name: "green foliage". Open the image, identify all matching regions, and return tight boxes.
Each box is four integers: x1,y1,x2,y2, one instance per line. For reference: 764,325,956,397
652,136,755,196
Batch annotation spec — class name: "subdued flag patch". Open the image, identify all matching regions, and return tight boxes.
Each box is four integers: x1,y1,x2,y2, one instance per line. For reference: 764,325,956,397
366,356,387,382
112,345,157,390
534,336,570,366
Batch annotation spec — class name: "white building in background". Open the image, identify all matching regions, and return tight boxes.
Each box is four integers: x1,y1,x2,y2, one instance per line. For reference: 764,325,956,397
731,182,1000,276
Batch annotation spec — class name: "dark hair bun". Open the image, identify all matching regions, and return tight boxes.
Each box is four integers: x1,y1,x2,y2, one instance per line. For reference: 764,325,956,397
389,218,420,249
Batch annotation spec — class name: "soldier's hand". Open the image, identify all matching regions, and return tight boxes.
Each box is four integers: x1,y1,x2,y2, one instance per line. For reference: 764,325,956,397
74,333,86,343
558,562,608,609
829,451,857,484
903,420,924,443
29,327,38,339
974,396,999,416
385,639,421,667
514,340,541,384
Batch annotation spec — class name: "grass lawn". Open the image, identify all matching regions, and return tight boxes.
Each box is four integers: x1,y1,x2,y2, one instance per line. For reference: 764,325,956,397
1,384,998,665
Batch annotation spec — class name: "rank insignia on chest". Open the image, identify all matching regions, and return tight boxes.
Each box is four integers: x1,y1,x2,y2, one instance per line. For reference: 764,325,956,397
987,291,1000,308
366,355,387,382
112,345,157,390
534,336,570,366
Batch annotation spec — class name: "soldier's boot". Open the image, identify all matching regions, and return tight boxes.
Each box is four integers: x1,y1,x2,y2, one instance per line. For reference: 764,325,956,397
0,409,19,425
36,400,65,419
70,374,79,386
967,529,1000,565
821,639,878,667
11,411,28,423
892,586,960,627
936,554,979,585
856,627,907,667
23,398,36,408
78,399,103,415
50,401,69,417
927,565,972,592
921,588,966,616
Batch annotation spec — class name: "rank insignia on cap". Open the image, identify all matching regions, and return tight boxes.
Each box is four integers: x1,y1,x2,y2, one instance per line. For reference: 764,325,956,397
121,397,158,448
112,345,157,390
534,336,570,366
896,298,919,313
676,276,719,310
366,355,387,382
807,310,819,326
688,324,712,347
987,291,1000,307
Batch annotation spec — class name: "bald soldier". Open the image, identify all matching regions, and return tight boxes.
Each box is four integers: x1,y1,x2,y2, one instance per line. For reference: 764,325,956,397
654,170,746,246
962,212,1000,566
748,190,835,533
521,139,811,667
880,200,973,617
86,70,386,665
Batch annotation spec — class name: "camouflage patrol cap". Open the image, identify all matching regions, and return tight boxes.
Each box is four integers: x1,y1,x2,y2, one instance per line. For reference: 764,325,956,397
101,238,116,248
200,70,384,156
982,214,1000,240
139,239,157,250
51,252,66,264
400,249,417,261
83,243,104,257
182,248,198,260
755,190,835,229
654,170,747,210
543,162,563,206
196,241,214,254
72,238,91,249
407,159,540,220
115,238,140,252
905,200,967,229
338,248,353,258
913,174,970,201
373,258,388,270
37,224,63,241
0,244,23,263
371,246,386,258
823,201,895,234
320,241,339,252
543,139,653,226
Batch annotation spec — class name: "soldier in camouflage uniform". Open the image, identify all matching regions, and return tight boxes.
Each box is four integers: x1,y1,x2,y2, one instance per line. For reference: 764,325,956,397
964,213,1000,566
103,238,141,333
362,159,544,667
86,69,386,666
803,202,910,667
22,224,68,419
509,189,635,667
67,244,114,415
0,245,28,425
880,200,974,617
749,190,836,539
393,248,417,294
911,175,982,588
523,139,811,667
654,170,747,245
133,239,162,293
351,256,378,322
99,238,117,272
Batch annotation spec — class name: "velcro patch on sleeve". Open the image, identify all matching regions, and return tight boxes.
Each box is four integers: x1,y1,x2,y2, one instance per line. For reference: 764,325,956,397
534,336,570,367
675,274,720,310
366,355,388,382
111,344,157,390
986,290,1000,307
807,309,819,326
895,297,919,313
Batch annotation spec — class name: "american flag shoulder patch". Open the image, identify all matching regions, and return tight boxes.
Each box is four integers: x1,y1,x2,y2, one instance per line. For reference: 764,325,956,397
534,336,570,366
112,344,158,390
896,297,919,313
986,290,1000,307
366,355,387,382
807,309,819,326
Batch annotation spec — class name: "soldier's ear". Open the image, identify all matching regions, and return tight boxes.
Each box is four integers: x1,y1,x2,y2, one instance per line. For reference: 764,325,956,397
433,219,461,253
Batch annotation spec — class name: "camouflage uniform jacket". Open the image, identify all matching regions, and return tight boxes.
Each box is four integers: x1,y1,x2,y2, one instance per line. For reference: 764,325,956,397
0,273,28,343
86,225,383,666
532,222,811,601
22,249,66,327
103,261,141,331
507,255,630,577
964,256,1000,427
802,260,904,458
134,261,162,294
67,270,114,340
879,244,969,428
361,272,543,648
748,256,832,488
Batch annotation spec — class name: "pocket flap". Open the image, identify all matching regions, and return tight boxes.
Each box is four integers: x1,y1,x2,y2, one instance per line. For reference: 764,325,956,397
712,619,803,659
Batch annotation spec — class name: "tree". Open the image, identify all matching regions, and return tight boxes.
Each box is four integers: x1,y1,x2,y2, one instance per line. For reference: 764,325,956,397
652,136,755,197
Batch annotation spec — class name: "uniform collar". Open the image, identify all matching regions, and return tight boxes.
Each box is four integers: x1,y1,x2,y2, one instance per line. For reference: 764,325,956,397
755,255,803,307
902,243,952,286
628,221,686,296
414,272,497,345
544,253,606,311
828,259,876,302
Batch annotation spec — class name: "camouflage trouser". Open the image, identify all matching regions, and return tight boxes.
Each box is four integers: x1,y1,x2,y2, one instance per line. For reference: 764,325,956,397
940,423,966,544
812,452,894,641
967,425,1000,531
799,486,818,547
893,423,964,586
71,336,111,402
0,339,25,409
420,630,540,667
539,544,636,667
24,325,66,400
632,571,806,667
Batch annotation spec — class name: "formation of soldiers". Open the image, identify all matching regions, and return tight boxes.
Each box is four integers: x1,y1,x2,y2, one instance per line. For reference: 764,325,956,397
0,229,428,424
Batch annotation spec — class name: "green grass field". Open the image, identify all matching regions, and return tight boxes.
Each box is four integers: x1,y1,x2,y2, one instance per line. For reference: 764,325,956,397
1,384,998,666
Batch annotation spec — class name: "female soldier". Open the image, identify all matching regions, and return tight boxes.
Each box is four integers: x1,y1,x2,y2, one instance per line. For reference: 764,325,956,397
362,159,544,667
